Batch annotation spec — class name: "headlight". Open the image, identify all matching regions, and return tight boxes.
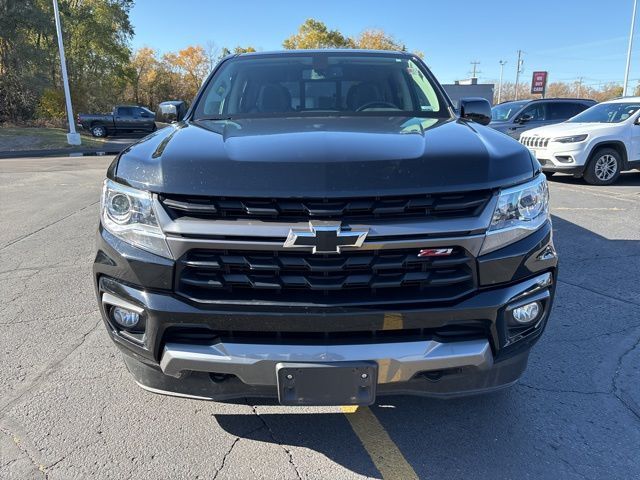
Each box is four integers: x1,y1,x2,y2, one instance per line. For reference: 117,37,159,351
480,174,549,255
101,179,171,258
553,134,587,143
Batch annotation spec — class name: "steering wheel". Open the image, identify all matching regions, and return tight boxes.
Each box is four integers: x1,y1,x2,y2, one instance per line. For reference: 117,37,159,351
356,101,399,112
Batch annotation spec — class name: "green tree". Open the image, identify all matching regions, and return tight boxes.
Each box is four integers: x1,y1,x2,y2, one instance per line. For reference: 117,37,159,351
0,0,133,122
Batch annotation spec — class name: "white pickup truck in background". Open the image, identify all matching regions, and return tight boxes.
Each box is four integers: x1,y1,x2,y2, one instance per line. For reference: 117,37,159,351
519,97,640,185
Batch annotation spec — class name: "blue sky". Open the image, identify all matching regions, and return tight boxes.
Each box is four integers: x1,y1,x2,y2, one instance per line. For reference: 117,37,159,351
130,0,639,87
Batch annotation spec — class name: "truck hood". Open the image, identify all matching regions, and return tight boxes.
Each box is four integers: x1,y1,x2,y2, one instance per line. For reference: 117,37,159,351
523,122,622,138
112,116,535,197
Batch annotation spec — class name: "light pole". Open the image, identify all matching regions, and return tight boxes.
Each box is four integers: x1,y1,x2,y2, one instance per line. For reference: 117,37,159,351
498,60,507,104
52,0,81,145
623,0,638,96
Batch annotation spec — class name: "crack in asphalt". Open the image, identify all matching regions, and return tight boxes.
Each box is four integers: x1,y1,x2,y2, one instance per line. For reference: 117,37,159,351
517,382,610,396
548,322,640,343
0,428,46,478
0,262,86,277
557,279,640,308
612,331,640,422
0,318,102,415
533,441,589,480
0,270,41,315
521,326,640,425
0,200,98,251
247,402,302,480
0,309,98,326
211,436,241,480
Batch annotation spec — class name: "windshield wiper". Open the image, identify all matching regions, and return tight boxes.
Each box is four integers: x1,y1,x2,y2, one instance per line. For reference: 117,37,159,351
194,116,234,121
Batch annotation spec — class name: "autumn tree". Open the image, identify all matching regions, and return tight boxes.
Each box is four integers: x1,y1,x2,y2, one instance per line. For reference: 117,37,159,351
220,46,258,56
283,19,353,49
355,29,406,51
129,47,157,105
163,45,209,100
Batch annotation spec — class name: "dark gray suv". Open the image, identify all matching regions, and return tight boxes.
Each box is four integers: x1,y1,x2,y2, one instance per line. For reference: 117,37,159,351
490,98,596,139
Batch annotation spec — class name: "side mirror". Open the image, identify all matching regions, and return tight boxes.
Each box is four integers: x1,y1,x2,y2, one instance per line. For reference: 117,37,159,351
156,100,187,124
459,97,492,126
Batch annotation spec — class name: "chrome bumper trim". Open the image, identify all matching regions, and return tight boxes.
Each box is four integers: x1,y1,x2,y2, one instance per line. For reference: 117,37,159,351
160,339,493,385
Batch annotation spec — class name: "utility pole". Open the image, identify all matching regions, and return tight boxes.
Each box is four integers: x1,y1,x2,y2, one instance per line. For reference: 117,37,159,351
576,77,584,98
470,61,481,79
498,60,507,104
623,0,638,96
52,0,81,145
514,50,524,100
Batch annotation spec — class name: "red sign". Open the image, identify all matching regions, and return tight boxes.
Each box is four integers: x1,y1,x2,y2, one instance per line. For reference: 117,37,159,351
531,71,548,95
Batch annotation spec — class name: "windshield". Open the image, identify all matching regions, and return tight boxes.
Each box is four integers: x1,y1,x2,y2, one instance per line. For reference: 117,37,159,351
193,53,449,120
491,101,529,121
568,102,640,123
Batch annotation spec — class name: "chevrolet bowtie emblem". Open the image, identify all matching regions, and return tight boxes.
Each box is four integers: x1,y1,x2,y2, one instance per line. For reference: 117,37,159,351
283,222,368,254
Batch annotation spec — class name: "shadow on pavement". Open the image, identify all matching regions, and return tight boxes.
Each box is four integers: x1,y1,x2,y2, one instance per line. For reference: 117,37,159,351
212,214,640,479
550,169,640,187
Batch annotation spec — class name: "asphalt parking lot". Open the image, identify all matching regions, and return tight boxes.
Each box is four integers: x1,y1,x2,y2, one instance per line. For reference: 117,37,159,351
1,155,639,480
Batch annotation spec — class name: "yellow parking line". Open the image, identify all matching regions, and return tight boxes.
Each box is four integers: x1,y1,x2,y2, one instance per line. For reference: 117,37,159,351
341,406,419,480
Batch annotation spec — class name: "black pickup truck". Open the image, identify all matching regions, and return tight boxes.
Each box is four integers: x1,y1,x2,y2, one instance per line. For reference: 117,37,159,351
78,105,156,137
94,50,557,406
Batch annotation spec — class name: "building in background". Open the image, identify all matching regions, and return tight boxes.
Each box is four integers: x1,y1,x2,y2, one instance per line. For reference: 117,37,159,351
443,78,495,109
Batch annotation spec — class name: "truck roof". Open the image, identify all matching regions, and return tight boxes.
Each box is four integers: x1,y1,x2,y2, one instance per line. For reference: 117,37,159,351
236,49,411,57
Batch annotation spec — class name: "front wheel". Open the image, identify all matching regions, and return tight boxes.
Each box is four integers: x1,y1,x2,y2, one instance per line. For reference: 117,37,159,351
583,148,622,185
91,125,107,138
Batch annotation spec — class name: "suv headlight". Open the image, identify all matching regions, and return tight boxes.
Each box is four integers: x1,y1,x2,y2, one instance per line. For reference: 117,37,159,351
553,134,588,143
101,179,171,258
480,174,549,255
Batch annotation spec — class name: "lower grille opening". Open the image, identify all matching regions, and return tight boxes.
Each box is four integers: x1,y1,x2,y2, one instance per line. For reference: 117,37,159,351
162,323,489,346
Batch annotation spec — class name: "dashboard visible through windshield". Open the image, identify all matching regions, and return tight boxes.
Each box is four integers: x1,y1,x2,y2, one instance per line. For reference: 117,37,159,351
192,53,450,120
568,102,640,123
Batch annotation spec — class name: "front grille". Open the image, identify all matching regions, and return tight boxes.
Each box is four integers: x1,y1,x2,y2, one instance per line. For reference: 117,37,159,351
520,136,550,148
159,191,492,222
175,248,477,306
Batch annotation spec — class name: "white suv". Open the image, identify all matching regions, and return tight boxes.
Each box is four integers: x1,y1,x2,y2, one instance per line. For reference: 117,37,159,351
519,97,640,185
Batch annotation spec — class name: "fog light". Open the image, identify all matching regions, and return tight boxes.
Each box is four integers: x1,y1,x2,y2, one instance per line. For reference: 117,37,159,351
112,307,140,328
512,301,541,325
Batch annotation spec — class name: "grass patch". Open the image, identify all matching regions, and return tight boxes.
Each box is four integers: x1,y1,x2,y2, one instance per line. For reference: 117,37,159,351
0,127,106,152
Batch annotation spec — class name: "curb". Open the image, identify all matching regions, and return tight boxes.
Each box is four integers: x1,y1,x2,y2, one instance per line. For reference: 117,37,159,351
0,148,123,159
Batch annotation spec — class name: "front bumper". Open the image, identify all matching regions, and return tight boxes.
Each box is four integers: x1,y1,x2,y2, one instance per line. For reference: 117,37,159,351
94,218,557,403
530,144,589,174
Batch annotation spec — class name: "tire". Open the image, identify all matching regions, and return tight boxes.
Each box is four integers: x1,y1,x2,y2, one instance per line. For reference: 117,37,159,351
91,125,107,138
583,148,622,185
543,171,555,179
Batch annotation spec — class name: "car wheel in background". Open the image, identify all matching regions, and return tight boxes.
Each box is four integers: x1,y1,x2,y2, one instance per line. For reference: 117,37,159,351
91,125,107,138
583,148,621,185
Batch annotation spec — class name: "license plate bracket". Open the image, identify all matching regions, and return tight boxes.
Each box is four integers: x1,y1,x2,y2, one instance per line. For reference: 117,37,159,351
276,362,377,406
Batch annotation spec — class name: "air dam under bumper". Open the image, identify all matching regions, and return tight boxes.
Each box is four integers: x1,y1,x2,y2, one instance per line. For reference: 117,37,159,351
124,346,527,402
